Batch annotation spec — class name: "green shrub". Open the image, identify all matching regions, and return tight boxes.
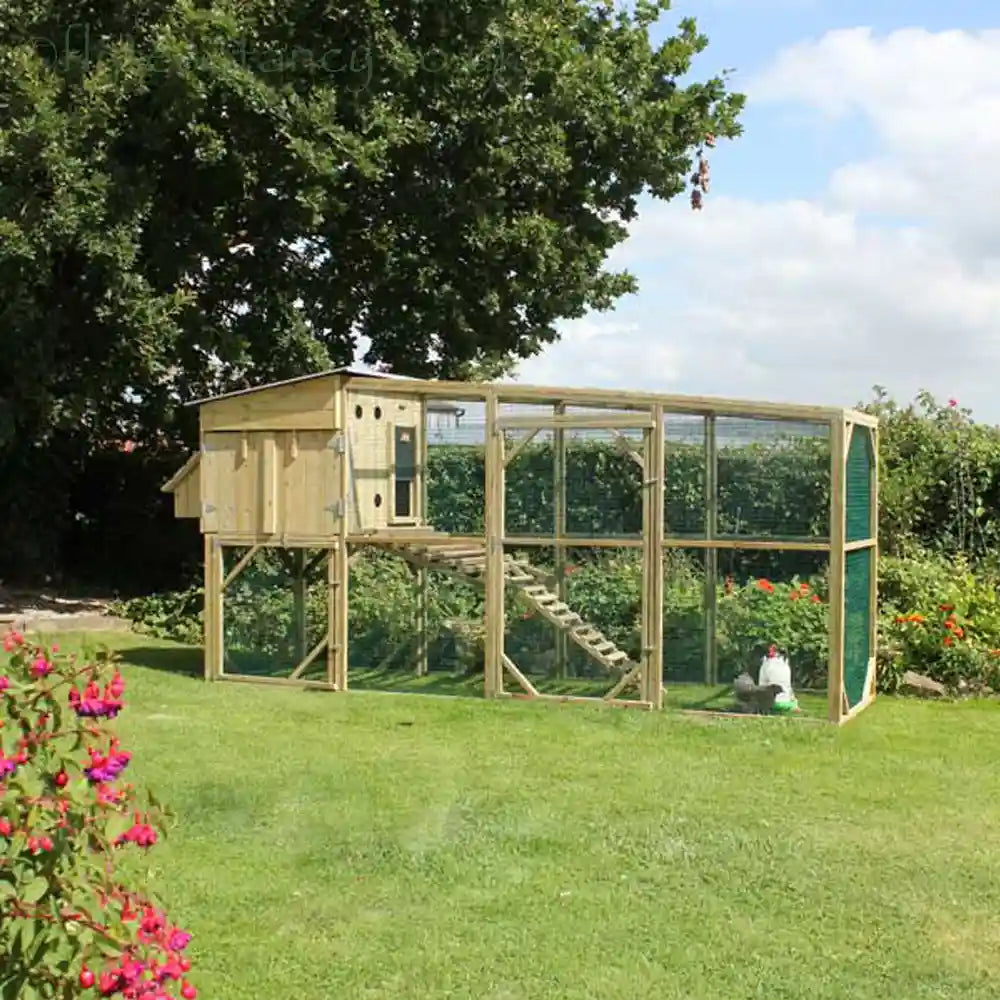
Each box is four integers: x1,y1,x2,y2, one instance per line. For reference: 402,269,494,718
876,551,1000,693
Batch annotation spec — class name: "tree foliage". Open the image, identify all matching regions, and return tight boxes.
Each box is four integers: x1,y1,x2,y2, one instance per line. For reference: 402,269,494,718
0,0,742,583
0,0,743,454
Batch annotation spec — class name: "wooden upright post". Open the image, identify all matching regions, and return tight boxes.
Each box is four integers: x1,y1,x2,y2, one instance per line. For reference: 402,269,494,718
328,543,349,690
827,417,847,723
703,416,719,685
553,401,568,678
204,535,223,681
483,391,505,698
869,424,879,701
641,406,665,707
416,398,430,676
329,385,350,691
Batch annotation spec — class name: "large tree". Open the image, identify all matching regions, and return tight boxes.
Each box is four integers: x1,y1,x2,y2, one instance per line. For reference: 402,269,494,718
1,0,742,444
0,0,741,583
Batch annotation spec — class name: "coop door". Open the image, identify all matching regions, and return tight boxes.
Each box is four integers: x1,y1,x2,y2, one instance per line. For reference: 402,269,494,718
392,425,416,522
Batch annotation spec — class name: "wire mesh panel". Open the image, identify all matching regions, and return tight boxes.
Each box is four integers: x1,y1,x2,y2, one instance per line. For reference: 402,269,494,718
844,422,876,710
661,547,708,693
664,415,707,536
665,548,831,718
503,427,555,536
221,546,331,682
502,544,643,701
565,431,643,538
844,548,872,709
346,547,485,697
425,420,486,535
846,425,874,543
715,417,830,539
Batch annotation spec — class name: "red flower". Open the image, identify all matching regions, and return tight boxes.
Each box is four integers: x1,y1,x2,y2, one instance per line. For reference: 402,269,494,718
756,579,774,594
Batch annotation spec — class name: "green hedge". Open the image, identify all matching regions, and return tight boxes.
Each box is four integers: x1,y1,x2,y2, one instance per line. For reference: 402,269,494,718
426,437,831,583
427,438,831,538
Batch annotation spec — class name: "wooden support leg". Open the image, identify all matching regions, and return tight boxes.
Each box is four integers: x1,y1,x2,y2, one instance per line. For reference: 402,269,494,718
328,543,350,691
554,401,568,678
484,392,505,698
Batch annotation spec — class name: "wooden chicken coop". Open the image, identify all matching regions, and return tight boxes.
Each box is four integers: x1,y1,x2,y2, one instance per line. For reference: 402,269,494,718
162,369,879,723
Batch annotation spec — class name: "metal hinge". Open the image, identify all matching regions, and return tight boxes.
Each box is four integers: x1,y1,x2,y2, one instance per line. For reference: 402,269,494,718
328,432,346,453
204,503,216,513
325,498,346,517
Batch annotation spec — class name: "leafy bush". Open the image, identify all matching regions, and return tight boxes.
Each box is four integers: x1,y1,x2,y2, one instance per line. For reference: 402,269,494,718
862,389,1000,561
0,631,196,999
876,551,1000,693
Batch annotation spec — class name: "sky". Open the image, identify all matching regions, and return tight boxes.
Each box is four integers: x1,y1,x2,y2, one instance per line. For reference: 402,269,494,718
513,0,1000,422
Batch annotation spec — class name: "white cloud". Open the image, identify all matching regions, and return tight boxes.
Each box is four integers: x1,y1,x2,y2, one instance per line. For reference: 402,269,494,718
517,26,1000,420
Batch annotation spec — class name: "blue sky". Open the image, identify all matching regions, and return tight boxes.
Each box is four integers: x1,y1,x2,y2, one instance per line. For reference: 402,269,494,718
515,2,1000,423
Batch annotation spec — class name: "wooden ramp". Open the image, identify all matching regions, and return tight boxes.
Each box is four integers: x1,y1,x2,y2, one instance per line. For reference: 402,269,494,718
393,531,635,676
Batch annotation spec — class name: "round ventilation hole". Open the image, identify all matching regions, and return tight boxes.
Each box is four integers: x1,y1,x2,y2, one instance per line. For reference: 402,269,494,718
374,406,382,419
355,405,363,418
373,493,383,508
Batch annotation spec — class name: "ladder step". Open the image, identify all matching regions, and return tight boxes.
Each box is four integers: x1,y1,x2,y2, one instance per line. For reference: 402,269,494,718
541,601,574,616
549,609,582,623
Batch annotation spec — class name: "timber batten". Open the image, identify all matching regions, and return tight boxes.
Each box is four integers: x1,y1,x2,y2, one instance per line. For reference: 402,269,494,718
161,371,878,723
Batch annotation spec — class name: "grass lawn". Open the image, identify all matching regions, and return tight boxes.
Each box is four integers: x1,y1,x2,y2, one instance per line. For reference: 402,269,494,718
39,631,1000,998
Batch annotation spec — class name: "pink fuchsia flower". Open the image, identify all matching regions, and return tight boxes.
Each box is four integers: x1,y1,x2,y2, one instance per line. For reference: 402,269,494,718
2,630,24,653
69,674,124,718
31,655,53,677
948,398,958,407
84,741,132,783
168,930,192,952
0,676,9,692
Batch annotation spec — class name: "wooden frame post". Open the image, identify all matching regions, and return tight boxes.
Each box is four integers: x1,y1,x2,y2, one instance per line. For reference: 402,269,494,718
416,397,430,676
328,542,349,690
553,401,568,678
703,415,719,685
330,384,350,691
483,391,505,698
827,417,847,723
641,406,665,707
869,423,879,701
204,535,223,681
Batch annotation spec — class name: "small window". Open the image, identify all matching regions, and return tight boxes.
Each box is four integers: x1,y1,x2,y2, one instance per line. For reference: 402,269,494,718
374,406,382,419
373,493,382,508
355,405,363,418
